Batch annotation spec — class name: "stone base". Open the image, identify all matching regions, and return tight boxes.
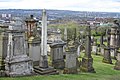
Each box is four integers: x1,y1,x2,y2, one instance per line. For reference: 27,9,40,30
5,55,34,77
34,66,59,75
63,67,77,74
52,59,65,69
114,60,120,70
39,55,48,68
80,57,95,73
102,57,112,64
33,61,39,66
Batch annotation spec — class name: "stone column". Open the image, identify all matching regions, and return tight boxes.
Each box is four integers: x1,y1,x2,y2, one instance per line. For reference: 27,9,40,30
34,9,58,75
80,26,95,73
39,9,48,68
100,34,104,47
102,29,112,64
110,27,117,47
114,51,120,70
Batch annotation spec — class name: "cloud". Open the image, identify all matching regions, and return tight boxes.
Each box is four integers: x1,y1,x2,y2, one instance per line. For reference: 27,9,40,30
0,0,120,12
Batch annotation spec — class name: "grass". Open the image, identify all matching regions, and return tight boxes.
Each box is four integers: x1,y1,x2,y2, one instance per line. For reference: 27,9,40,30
0,54,120,80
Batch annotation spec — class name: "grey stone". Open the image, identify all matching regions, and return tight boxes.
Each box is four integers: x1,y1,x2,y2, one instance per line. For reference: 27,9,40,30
5,29,34,77
63,52,77,74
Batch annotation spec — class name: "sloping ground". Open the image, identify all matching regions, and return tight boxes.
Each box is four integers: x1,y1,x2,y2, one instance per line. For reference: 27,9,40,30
0,55,120,80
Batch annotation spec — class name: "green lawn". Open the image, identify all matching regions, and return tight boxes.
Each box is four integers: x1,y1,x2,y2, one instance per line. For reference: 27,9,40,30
0,55,120,80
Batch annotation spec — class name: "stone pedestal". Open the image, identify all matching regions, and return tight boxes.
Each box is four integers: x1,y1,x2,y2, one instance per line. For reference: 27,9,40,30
5,30,34,77
114,51,120,70
63,52,77,74
102,47,112,64
81,57,95,73
5,55,33,77
28,36,41,66
50,43,65,69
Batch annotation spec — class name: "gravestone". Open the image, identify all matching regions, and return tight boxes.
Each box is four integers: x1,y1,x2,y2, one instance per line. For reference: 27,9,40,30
100,45,105,55
50,42,66,69
28,37,41,66
110,48,117,59
114,51,120,70
92,39,98,55
102,47,112,64
80,26,95,73
63,50,77,74
5,29,34,77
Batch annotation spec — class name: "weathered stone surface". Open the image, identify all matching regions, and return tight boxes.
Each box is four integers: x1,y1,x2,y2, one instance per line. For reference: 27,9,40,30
50,43,65,69
81,26,95,73
0,32,8,70
63,53,77,74
81,57,95,73
52,59,65,69
114,52,120,70
5,30,34,77
102,47,112,64
28,37,41,66
114,61,120,70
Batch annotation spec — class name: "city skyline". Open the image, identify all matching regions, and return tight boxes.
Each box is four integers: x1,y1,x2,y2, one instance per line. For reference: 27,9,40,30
0,0,120,12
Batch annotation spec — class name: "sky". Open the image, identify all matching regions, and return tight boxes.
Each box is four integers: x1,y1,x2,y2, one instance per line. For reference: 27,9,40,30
0,0,120,12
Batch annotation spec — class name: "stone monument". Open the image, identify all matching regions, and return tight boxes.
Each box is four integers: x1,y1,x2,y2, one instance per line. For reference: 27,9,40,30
34,9,58,75
63,47,77,74
5,28,34,77
80,26,95,73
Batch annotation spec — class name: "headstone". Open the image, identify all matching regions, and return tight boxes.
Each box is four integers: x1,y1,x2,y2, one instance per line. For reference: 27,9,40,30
114,51,120,70
100,45,105,55
34,9,58,75
80,26,95,73
110,48,117,59
5,29,34,77
50,42,66,69
28,37,41,66
63,51,77,74
92,39,98,55
102,47,112,64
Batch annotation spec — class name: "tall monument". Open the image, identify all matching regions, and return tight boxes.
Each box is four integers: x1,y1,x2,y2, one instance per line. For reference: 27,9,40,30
80,26,95,73
34,9,58,75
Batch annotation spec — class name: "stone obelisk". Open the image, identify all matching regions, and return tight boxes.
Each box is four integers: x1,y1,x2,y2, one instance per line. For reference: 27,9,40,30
34,9,58,75
39,9,48,68
80,25,95,73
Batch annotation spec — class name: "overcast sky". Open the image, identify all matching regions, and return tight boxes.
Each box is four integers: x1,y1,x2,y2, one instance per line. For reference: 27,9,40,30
0,0,120,12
